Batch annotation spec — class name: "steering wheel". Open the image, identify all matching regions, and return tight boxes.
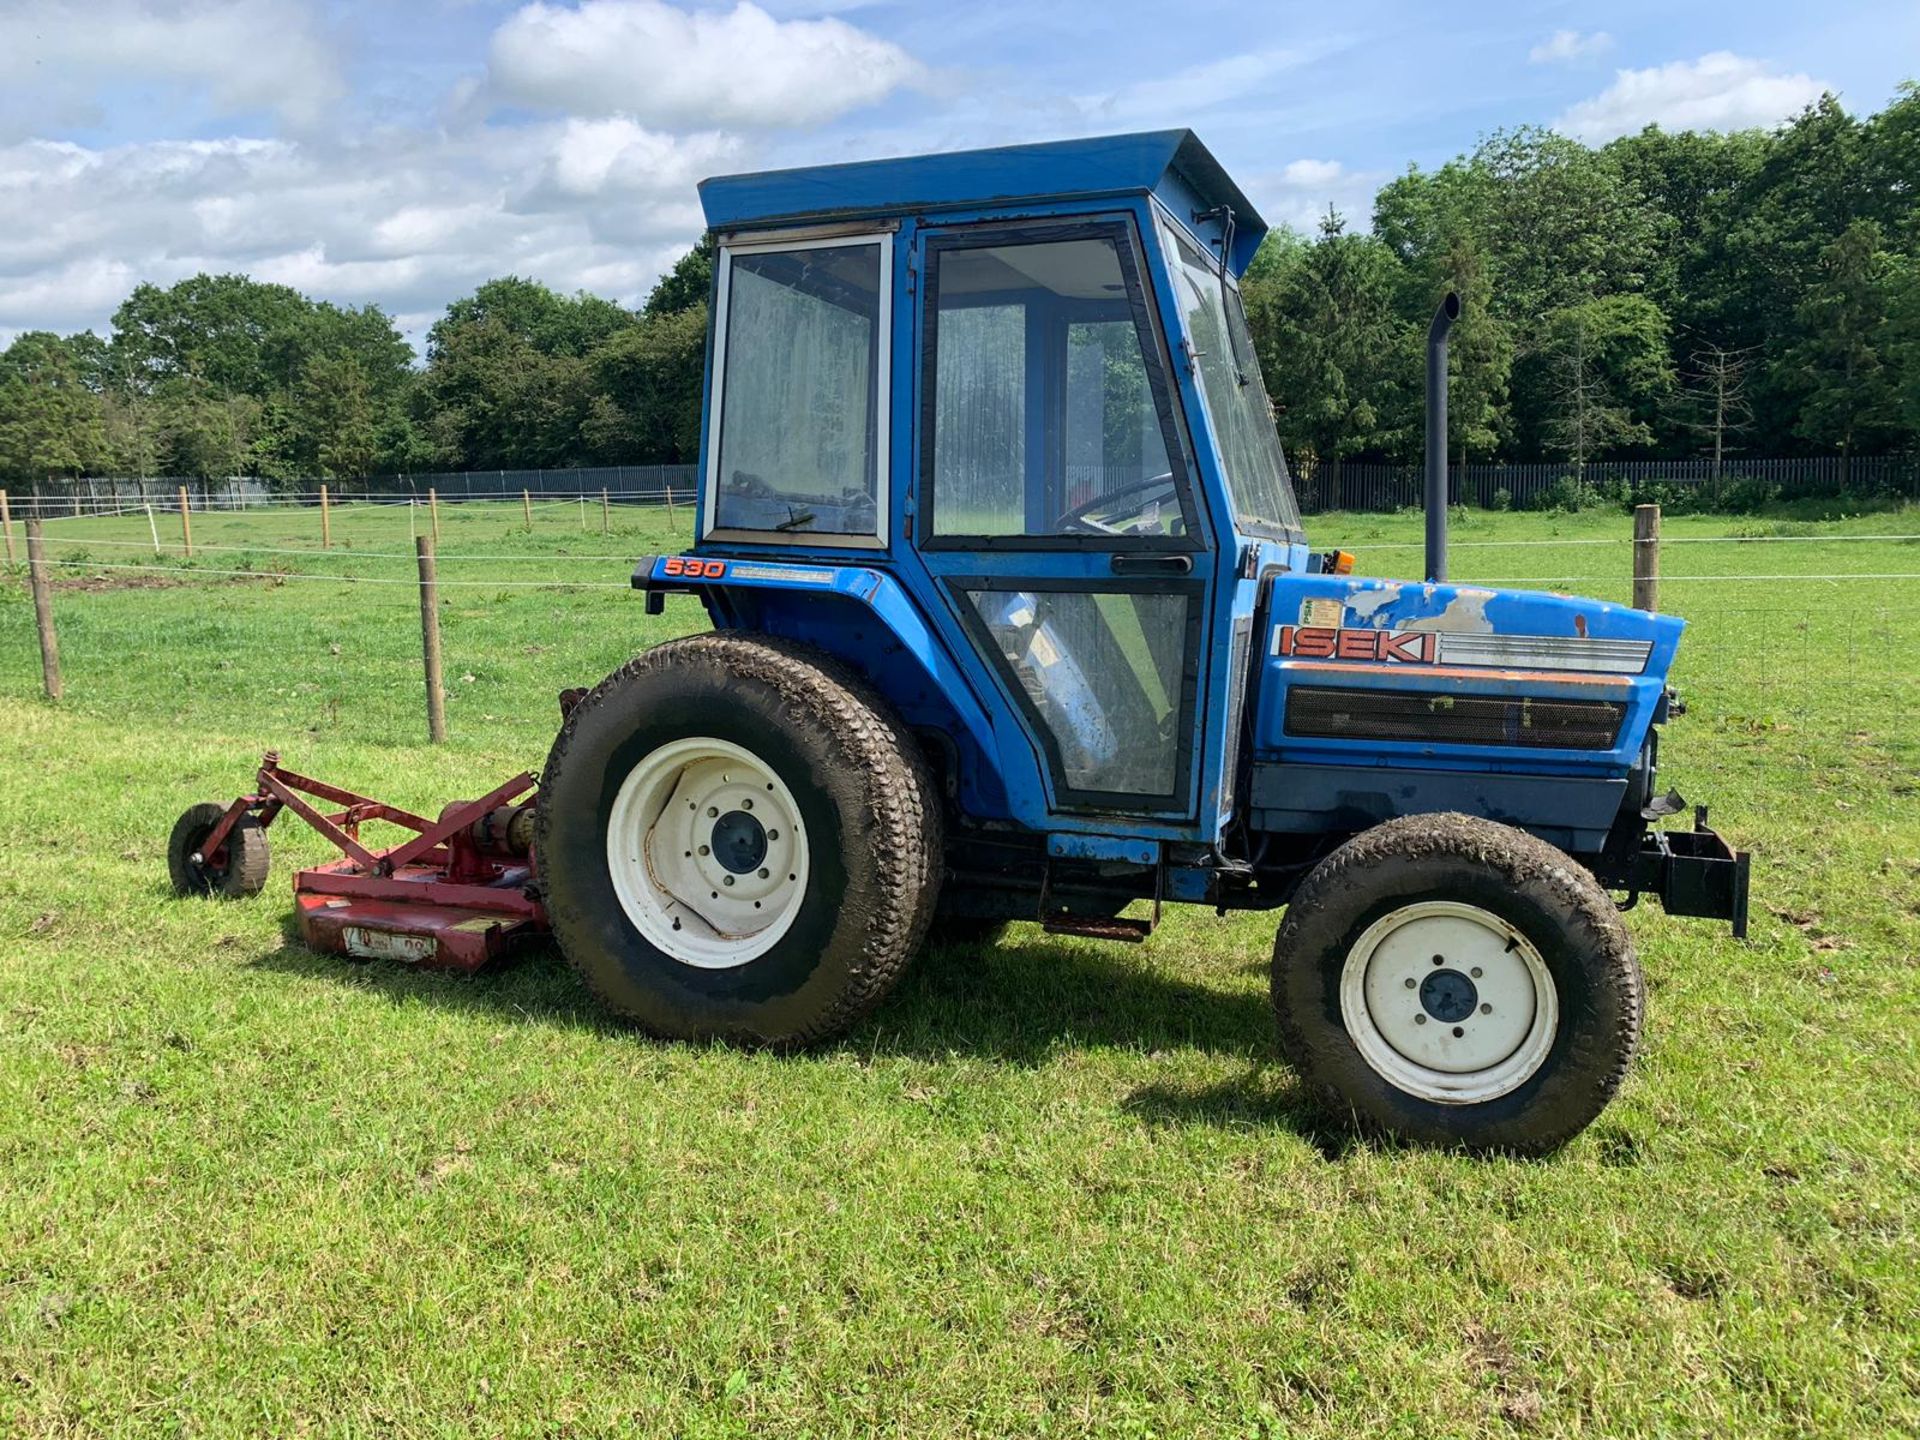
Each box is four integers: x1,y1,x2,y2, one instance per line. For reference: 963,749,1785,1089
1054,472,1180,537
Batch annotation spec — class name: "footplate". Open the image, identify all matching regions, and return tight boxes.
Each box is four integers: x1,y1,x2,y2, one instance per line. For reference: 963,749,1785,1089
1042,912,1154,943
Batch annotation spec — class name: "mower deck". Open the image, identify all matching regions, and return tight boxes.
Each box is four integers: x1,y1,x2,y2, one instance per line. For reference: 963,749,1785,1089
177,753,547,974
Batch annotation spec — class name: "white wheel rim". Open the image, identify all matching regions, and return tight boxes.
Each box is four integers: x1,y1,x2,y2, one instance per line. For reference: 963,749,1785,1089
1338,901,1558,1105
605,736,810,970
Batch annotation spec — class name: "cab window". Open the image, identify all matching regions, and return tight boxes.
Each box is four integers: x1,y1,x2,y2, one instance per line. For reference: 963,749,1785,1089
709,236,888,540
924,225,1192,545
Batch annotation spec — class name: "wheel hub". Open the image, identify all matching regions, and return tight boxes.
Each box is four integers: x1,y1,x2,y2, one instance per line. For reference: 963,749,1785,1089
1339,901,1560,1105
1419,968,1478,1023
604,737,810,969
709,809,768,874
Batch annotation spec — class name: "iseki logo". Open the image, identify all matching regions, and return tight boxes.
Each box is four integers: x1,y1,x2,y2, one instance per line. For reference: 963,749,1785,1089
1274,625,1438,664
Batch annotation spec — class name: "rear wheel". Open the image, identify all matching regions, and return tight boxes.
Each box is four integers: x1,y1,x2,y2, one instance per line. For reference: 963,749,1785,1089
537,633,941,1046
168,802,271,898
1272,813,1642,1155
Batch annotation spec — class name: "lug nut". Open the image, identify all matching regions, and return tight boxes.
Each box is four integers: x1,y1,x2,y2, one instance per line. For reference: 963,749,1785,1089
1431,955,1444,966
1414,1014,1428,1025
1404,977,1416,989
767,828,779,841
743,798,753,810
1480,1002,1492,1015
723,876,734,886
698,844,710,856
1470,966,1483,979
707,806,719,818
759,868,770,879
1452,1026,1465,1038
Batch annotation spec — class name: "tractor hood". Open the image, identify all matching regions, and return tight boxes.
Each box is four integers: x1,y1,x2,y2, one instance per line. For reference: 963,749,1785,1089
1254,572,1682,786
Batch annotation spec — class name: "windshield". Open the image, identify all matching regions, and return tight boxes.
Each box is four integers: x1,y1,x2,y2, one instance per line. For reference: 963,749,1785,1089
1161,217,1302,536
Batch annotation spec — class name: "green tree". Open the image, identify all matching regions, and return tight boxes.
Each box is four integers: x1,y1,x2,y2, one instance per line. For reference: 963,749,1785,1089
644,236,716,318
109,274,310,396
1784,221,1901,483
0,332,112,485
295,354,381,480
589,304,710,463
1244,210,1409,475
416,317,594,469
1530,296,1674,470
427,277,634,361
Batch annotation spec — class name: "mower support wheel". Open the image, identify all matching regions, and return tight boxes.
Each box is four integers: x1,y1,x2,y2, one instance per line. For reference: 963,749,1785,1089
168,802,271,898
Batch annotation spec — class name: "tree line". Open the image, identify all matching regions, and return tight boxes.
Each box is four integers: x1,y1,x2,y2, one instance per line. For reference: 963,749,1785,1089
1,84,1916,492
0,242,714,489
1245,84,1920,482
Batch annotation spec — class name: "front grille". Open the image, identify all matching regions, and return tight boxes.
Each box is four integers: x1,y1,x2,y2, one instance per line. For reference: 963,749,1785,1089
1285,686,1625,751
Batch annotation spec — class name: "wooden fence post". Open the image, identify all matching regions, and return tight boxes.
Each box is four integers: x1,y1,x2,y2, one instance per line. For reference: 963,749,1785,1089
0,489,13,565
416,535,447,744
601,486,610,536
177,486,194,557
320,484,331,549
1632,504,1660,612
25,518,62,700
428,487,441,545
522,488,532,531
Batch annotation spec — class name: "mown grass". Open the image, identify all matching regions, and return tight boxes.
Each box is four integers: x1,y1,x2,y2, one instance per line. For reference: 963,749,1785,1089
1,500,1916,1436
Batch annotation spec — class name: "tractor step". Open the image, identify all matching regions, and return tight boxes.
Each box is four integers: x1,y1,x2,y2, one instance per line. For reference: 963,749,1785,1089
1042,912,1155,943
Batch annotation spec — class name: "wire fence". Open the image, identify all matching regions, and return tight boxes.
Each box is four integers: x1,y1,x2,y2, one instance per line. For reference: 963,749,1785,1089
4,501,1918,760
6,464,701,518
11,453,1919,520
1295,454,1920,513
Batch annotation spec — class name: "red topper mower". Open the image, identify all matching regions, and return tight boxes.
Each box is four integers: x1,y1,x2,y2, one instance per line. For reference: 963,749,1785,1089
168,752,545,972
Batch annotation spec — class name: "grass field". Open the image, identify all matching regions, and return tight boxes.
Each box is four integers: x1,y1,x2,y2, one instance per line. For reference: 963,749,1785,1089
2,498,1917,1436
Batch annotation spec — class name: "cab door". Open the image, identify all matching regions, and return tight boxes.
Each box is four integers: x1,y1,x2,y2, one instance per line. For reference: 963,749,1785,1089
910,215,1215,820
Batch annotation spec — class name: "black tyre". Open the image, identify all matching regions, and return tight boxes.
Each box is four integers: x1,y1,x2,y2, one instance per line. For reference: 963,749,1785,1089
168,802,271,898
536,632,942,1046
1272,813,1642,1155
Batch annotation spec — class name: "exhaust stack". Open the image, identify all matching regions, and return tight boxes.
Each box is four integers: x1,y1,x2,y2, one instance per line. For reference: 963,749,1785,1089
1425,292,1461,583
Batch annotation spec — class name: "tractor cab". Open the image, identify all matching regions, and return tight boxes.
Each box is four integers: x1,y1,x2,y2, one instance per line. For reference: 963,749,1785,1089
677,132,1305,839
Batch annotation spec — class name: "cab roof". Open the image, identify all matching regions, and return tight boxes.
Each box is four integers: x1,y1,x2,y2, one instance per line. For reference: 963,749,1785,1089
698,129,1267,275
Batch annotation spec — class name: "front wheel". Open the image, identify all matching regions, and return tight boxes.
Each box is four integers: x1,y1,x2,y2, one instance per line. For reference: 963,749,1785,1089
1272,814,1642,1155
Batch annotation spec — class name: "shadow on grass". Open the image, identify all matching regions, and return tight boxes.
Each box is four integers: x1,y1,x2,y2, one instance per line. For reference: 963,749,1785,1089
250,923,1339,1141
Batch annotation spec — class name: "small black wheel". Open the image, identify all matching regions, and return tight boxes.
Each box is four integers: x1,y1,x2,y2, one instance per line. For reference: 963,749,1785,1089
536,632,942,1047
168,802,271,898
1272,813,1642,1155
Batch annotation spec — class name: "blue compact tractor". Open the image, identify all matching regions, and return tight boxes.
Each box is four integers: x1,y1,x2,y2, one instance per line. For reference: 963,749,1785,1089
518,133,1746,1152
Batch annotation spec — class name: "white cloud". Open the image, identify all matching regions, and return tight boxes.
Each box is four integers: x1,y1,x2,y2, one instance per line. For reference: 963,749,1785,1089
0,123,734,347
0,0,344,137
1529,30,1612,65
1556,52,1830,143
1077,48,1313,126
487,0,922,129
1246,158,1385,235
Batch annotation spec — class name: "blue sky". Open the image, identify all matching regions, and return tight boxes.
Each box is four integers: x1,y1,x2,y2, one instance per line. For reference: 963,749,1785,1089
0,0,1913,347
